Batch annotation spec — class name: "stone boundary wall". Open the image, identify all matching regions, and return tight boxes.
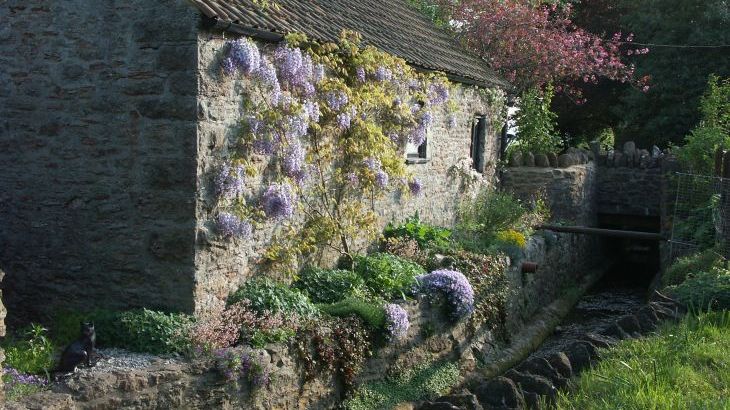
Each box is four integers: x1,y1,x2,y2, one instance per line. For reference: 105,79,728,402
10,231,604,410
501,163,598,226
0,0,200,324
597,167,662,217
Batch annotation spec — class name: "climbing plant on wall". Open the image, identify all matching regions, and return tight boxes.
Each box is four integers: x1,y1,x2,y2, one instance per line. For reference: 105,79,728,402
214,31,454,272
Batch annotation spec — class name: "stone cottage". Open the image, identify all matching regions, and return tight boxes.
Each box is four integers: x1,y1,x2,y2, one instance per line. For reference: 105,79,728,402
0,0,508,324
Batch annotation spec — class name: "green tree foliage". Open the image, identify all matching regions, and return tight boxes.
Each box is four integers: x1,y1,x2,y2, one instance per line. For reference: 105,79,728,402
676,76,730,174
513,85,562,155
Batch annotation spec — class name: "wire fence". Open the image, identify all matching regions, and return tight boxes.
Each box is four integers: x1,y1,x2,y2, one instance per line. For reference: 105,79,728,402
669,172,729,261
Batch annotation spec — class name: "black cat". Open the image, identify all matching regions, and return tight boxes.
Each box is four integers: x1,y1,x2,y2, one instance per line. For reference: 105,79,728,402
56,322,96,373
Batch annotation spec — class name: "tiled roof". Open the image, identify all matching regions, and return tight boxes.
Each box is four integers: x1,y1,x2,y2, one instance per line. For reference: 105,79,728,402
189,0,507,88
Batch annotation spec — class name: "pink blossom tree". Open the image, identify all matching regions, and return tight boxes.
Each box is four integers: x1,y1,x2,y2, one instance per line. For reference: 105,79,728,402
435,0,649,101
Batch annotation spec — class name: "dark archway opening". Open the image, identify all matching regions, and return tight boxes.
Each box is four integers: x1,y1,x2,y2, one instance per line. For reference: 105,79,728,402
596,213,661,288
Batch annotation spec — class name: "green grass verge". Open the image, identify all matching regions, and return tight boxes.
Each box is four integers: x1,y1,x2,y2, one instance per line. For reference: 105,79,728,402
554,311,730,410
343,361,460,410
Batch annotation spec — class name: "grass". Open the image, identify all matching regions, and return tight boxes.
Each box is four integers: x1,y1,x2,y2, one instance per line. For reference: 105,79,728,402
554,310,730,410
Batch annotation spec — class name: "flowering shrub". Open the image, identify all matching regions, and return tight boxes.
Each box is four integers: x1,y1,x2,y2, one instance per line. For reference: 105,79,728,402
384,303,410,340
494,229,527,249
213,347,271,388
383,213,452,251
416,269,475,319
190,299,298,350
439,250,509,329
2,367,48,401
216,31,456,271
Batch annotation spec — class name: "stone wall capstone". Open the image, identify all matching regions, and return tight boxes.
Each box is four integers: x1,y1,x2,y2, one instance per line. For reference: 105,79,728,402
0,0,200,323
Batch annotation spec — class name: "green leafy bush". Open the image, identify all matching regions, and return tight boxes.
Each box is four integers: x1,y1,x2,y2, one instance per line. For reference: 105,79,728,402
318,298,386,329
663,248,722,287
2,324,55,375
383,213,452,251
228,278,319,318
354,253,425,299
454,189,526,252
117,309,195,355
666,267,730,310
294,268,367,304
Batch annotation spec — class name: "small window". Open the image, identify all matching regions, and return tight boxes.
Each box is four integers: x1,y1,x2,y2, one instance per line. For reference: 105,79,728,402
470,116,487,172
406,138,428,163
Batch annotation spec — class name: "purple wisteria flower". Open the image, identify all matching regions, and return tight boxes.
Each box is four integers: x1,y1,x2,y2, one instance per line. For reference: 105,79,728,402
313,63,326,83
428,82,450,105
216,212,253,238
215,163,245,199
223,38,261,76
345,172,359,184
408,178,422,196
416,269,475,319
388,132,401,145
375,66,393,82
325,91,349,111
337,112,352,130
262,182,296,219
410,125,427,146
384,303,410,340
356,67,366,83
274,46,305,87
282,141,306,181
286,111,309,139
254,59,281,105
375,170,389,188
363,157,382,171
304,100,321,122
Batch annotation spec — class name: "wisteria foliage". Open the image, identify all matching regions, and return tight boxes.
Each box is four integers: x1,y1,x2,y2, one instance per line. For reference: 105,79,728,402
214,31,454,269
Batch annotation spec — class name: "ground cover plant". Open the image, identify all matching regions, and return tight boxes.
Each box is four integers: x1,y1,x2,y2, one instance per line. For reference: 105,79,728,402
343,360,460,410
553,310,730,409
353,253,426,300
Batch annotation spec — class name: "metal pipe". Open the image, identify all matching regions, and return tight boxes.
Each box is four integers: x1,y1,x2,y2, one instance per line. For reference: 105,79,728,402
537,225,665,241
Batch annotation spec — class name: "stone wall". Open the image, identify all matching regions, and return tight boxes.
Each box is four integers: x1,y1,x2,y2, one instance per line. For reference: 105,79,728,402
192,32,505,313
501,164,598,226
0,0,200,323
597,167,662,217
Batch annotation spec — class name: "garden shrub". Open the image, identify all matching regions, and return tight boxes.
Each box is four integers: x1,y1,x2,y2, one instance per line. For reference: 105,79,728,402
440,250,509,329
116,309,195,355
416,270,475,319
318,297,386,329
296,316,372,388
294,267,367,304
666,267,730,310
511,84,562,156
383,213,452,251
663,248,722,287
52,309,126,348
2,324,55,376
228,278,319,318
454,189,526,252
190,299,298,350
354,253,425,299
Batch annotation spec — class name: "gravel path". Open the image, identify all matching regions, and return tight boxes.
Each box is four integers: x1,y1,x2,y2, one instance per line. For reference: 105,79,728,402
72,348,184,375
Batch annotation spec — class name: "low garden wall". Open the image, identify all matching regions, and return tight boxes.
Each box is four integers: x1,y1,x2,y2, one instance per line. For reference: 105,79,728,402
8,229,604,409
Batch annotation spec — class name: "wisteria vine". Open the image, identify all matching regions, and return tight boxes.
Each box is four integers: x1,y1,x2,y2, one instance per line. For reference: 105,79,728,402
213,31,455,270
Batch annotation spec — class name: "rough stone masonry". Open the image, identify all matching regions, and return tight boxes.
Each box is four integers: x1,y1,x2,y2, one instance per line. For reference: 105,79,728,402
0,0,505,323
